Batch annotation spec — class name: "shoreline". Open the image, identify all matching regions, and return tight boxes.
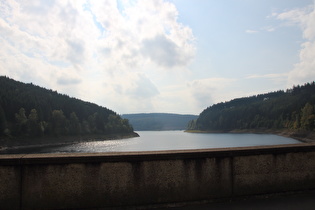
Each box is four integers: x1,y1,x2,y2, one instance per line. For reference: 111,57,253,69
185,129,315,143
0,132,139,152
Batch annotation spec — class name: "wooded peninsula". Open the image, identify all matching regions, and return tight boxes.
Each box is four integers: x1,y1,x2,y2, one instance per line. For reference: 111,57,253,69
0,76,137,147
187,81,315,142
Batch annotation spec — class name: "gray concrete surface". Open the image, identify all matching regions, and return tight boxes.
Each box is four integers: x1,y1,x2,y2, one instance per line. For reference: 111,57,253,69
1,144,315,209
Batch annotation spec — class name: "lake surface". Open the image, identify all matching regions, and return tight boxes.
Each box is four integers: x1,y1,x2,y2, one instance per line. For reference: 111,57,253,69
1,131,301,154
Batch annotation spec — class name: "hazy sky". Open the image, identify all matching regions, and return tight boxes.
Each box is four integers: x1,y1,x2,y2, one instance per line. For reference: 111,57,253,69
1,0,315,114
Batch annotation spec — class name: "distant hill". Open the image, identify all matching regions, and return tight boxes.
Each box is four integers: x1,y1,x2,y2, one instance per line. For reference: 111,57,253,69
122,113,198,131
0,76,136,143
189,82,315,137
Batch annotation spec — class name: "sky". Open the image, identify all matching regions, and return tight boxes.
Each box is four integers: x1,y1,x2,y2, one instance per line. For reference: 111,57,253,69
1,0,315,115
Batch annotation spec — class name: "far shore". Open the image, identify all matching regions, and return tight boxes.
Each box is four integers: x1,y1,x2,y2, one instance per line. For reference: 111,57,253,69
0,132,139,151
185,129,315,143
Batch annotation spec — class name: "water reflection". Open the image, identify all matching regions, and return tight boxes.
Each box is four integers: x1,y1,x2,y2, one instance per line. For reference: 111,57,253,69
1,131,301,154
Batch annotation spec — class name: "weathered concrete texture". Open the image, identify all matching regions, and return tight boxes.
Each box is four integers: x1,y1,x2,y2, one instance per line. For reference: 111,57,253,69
233,151,315,196
21,158,232,209
0,165,21,210
0,155,21,210
1,144,315,209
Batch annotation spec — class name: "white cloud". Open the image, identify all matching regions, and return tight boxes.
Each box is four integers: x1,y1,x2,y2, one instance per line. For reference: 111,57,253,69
245,26,275,34
57,74,82,86
245,73,288,81
245,29,259,34
113,73,159,99
274,2,315,86
88,0,195,70
0,0,195,113
262,26,276,32
187,78,237,110
141,34,193,68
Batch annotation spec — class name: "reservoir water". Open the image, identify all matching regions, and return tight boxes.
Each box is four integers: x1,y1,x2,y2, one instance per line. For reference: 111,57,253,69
1,131,301,154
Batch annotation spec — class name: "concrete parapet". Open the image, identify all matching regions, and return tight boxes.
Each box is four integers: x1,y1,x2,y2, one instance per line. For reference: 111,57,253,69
1,143,315,209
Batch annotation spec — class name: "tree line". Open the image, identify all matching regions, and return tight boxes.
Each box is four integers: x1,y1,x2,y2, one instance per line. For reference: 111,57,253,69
188,82,315,132
0,76,134,138
122,113,198,131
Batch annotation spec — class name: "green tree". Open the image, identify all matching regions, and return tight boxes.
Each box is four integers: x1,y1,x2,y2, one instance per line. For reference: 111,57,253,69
121,118,133,133
69,112,81,135
105,115,133,133
300,103,315,130
51,110,67,136
292,112,300,130
39,121,48,136
15,108,28,135
0,104,7,136
28,109,39,137
88,113,97,133
81,120,91,134
187,119,197,130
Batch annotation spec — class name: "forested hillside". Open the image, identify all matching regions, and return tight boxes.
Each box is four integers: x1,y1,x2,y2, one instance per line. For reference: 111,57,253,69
122,113,198,130
0,76,134,140
189,82,315,134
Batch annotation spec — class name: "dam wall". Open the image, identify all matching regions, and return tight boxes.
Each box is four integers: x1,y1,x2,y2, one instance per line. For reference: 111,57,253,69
1,143,315,209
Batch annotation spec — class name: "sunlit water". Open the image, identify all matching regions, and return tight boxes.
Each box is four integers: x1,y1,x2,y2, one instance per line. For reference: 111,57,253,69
1,131,301,154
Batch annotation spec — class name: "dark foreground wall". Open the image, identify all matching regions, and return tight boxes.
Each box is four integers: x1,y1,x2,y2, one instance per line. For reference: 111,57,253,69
1,144,315,209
